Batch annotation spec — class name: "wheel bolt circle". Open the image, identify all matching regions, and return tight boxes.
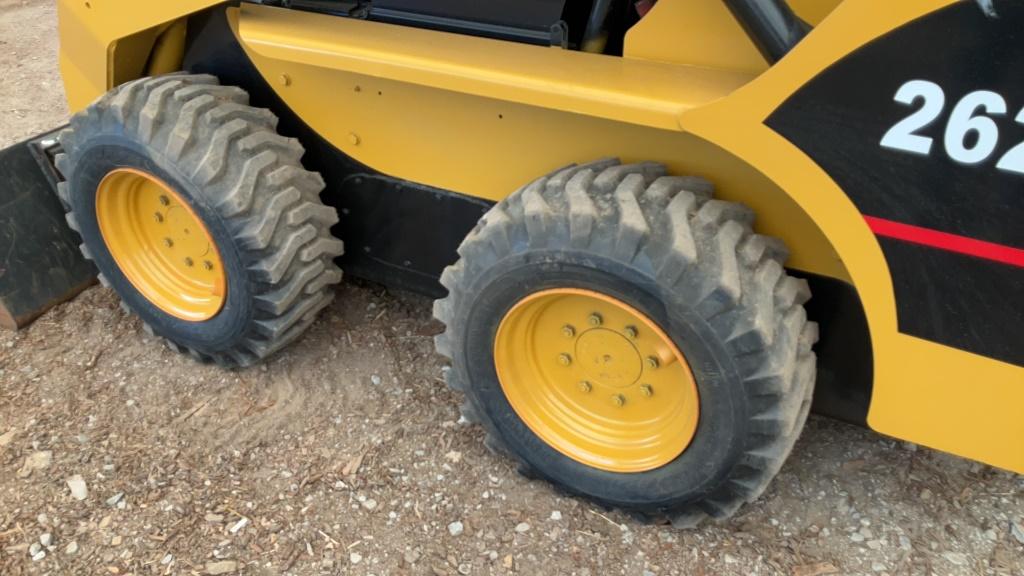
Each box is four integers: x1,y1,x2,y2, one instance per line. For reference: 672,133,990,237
588,313,602,327
558,353,572,366
562,324,576,338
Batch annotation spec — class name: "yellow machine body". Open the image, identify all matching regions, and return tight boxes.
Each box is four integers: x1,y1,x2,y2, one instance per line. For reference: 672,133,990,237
57,0,1024,473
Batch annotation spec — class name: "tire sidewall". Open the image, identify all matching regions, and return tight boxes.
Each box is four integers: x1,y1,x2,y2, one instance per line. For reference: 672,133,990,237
459,249,752,509
68,134,254,352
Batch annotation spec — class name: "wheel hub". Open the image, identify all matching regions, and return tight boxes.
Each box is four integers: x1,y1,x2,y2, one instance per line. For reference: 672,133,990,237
494,288,700,473
95,168,226,322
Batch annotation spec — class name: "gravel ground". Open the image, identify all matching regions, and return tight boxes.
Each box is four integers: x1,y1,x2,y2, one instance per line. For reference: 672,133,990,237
1,1,1022,575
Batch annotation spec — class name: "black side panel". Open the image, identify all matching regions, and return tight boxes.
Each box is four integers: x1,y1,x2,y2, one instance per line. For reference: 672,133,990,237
767,1,1024,367
183,7,490,297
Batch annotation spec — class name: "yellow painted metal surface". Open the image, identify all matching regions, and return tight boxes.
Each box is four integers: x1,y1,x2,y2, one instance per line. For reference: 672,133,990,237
787,0,844,25
494,289,699,473
96,169,225,322
624,0,768,73
57,0,223,111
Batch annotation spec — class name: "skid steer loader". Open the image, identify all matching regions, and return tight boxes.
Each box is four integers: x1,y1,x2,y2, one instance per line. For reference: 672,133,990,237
0,0,1019,527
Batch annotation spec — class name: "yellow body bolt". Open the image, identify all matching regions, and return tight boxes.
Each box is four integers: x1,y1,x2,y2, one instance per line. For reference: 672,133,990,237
558,353,572,366
588,313,603,327
611,394,625,407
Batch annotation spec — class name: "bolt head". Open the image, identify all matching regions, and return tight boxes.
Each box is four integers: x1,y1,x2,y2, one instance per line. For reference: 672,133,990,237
558,353,572,366
588,313,603,327
153,212,164,223
640,384,653,397
561,325,576,338
611,394,625,407
203,261,214,271
279,73,292,87
158,195,170,206
163,238,174,248
578,381,592,393
645,356,660,369
624,326,638,339
184,257,194,267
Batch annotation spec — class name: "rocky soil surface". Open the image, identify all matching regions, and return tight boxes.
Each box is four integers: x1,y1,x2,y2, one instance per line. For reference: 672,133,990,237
1,1,1022,574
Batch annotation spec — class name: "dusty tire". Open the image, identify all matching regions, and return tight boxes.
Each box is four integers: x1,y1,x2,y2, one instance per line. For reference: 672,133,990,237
56,74,343,367
433,159,818,527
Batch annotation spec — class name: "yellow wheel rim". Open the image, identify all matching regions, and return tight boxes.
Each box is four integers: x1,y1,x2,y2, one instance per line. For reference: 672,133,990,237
494,288,700,473
95,168,226,322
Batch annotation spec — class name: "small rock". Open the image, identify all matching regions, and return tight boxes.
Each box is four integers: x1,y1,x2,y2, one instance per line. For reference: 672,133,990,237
404,549,421,564
0,429,15,447
64,541,79,555
39,533,53,547
514,522,531,533
867,539,883,550
942,552,967,566
161,554,174,565
370,375,382,386
66,475,89,500
205,560,239,574
458,563,472,575
17,451,52,478
502,554,514,569
110,535,122,547
850,532,865,543
229,517,249,534
871,561,885,572
350,552,363,565
448,521,464,536
29,542,42,556
898,535,912,550
106,492,124,507
361,498,378,511
31,549,46,562
1011,520,1024,545
919,488,933,501
205,513,224,523
983,529,998,542
550,511,562,521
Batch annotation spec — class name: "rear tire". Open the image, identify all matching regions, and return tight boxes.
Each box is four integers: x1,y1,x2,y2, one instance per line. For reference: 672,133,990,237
56,74,344,367
433,159,817,527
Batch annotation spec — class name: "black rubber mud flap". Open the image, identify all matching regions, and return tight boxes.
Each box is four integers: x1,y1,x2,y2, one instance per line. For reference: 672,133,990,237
0,131,96,329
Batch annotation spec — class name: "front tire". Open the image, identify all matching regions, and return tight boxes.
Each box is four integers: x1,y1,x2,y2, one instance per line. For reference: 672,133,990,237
56,74,344,367
434,159,818,527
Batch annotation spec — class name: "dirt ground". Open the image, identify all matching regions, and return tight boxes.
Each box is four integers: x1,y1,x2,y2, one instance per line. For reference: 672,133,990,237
0,1,1022,575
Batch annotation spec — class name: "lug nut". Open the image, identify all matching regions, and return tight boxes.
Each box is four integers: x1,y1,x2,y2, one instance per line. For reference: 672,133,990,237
645,356,660,369
561,324,576,338
578,381,592,393
163,238,174,248
611,394,625,407
624,325,638,339
588,313,603,327
154,212,164,223
640,384,654,397
158,195,170,206
558,353,572,366
184,257,194,267
203,260,214,271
